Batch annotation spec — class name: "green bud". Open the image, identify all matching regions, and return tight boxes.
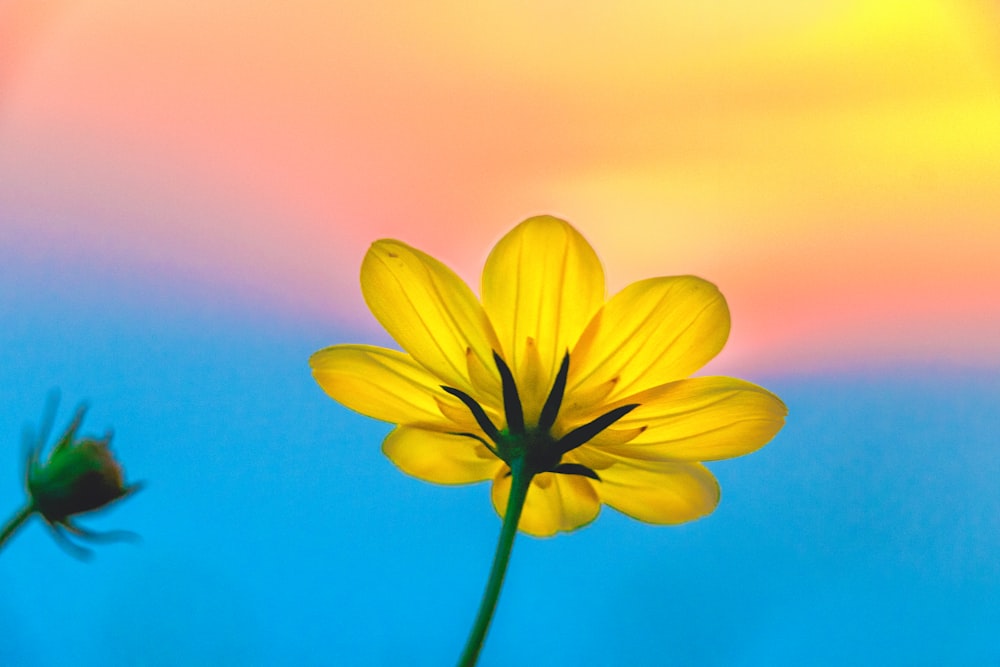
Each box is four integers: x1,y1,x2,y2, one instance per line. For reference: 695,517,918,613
23,399,140,556
28,434,133,523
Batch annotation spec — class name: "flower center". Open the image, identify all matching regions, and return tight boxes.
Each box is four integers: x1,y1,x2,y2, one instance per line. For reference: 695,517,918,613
442,351,638,480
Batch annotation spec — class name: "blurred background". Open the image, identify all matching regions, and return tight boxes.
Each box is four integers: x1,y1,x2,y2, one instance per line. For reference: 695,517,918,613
1,1,999,665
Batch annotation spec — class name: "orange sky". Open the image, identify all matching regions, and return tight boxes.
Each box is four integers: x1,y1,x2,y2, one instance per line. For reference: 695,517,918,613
2,1,999,373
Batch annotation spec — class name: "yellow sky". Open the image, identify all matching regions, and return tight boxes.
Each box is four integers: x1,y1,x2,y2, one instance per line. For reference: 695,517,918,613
2,1,999,371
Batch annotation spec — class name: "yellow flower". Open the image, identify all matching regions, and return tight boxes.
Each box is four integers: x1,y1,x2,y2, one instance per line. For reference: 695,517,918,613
311,215,786,537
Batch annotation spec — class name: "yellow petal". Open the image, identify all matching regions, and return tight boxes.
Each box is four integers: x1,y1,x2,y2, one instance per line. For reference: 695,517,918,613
491,469,601,537
595,460,720,525
604,376,787,462
481,216,605,422
361,239,501,396
566,276,730,415
310,344,457,428
382,426,502,485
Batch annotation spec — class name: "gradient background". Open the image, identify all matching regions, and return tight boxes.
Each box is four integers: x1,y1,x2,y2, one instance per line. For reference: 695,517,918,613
2,2,999,665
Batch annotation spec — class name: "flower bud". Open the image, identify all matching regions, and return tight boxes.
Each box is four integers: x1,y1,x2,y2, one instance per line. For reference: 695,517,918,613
25,402,140,538
28,434,133,523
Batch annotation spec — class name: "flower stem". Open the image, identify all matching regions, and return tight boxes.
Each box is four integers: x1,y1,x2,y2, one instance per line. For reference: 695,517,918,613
457,458,533,667
0,503,34,552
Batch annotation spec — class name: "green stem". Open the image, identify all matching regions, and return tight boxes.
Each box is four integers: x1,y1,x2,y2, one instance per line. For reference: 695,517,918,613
457,458,533,667
0,503,34,552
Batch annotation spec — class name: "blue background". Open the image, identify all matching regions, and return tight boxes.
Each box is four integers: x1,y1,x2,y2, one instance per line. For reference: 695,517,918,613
1,258,999,666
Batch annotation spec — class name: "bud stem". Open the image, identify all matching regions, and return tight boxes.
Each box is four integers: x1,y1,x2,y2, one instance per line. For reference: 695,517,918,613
456,457,532,667
0,503,34,552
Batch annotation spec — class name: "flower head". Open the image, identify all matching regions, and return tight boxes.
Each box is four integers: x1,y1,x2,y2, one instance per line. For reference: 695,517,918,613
23,398,141,556
311,215,786,536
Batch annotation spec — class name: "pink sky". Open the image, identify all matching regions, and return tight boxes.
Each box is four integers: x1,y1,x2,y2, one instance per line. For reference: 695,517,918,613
2,1,999,374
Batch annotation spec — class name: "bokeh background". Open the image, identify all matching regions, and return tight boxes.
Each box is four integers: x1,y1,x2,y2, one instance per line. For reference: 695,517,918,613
2,2,999,665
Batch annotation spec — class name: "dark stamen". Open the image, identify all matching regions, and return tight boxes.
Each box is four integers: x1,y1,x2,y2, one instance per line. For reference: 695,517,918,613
537,352,569,433
551,462,601,481
556,403,639,455
492,352,524,435
441,386,501,443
